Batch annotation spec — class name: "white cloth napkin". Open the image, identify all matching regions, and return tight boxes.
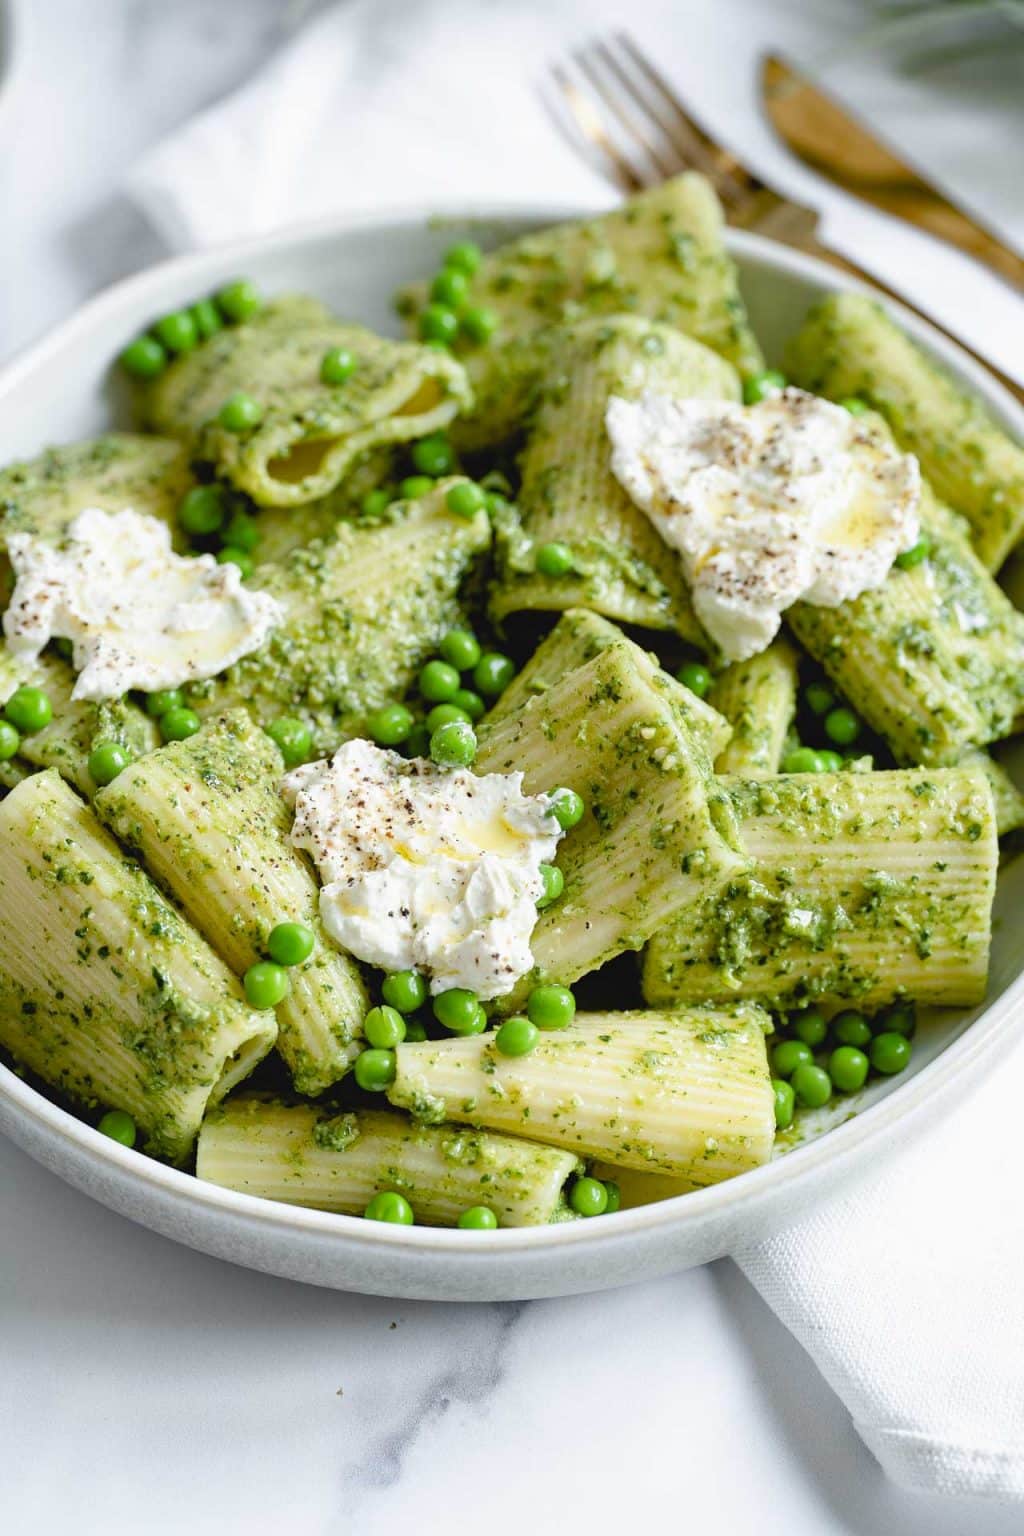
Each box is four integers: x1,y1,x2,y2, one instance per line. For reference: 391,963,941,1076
124,0,1024,1501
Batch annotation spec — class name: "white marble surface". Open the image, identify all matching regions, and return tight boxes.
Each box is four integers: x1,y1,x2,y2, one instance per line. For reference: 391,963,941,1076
1,3,1022,1531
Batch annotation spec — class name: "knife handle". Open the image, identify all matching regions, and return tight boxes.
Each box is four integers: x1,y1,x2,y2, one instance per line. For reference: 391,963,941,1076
793,235,1024,411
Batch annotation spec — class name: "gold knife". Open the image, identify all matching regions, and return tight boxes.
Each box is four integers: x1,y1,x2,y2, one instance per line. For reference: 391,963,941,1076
762,53,1024,293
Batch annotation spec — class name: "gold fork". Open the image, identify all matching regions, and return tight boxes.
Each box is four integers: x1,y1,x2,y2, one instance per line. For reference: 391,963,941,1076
549,33,1024,407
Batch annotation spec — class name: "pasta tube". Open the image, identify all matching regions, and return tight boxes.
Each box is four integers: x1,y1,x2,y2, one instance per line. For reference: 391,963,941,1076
710,638,799,778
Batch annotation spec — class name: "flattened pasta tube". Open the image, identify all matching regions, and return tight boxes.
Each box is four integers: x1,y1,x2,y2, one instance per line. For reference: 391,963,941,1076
490,315,739,640
0,771,276,1162
487,608,732,762
475,640,748,1006
643,765,998,1014
387,1007,775,1184
145,296,470,507
786,292,1024,571
94,712,367,1095
197,1100,581,1227
186,481,490,756
710,638,798,777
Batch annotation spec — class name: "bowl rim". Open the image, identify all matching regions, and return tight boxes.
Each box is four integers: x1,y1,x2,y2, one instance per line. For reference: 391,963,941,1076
1,199,1023,1261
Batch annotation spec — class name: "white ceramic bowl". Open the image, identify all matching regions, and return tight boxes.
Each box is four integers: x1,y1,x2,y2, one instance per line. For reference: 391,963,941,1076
1,206,1023,1301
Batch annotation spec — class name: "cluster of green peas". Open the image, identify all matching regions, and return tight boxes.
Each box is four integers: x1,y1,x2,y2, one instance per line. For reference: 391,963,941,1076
119,278,263,381
177,479,263,578
363,1166,620,1229
783,679,865,776
363,613,518,771
0,685,54,762
771,1001,916,1128
416,240,500,351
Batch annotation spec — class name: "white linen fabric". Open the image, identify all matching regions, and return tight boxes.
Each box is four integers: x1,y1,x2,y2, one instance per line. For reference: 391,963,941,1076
124,0,1024,1500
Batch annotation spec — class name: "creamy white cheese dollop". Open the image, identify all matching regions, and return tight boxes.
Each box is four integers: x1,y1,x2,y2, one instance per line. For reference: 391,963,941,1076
283,739,563,999
2,507,283,700
606,388,921,662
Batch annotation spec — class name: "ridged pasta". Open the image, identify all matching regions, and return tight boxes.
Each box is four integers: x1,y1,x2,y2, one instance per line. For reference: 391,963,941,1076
93,711,368,1095
0,771,277,1161
197,1099,581,1227
387,1006,775,1183
710,638,799,777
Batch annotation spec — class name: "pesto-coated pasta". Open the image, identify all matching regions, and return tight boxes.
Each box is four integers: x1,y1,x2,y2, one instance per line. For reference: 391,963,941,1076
710,638,799,778
489,316,739,639
387,1006,775,1182
145,296,470,507
0,770,277,1161
197,1098,581,1227
93,712,368,1095
786,292,1024,571
644,765,998,1014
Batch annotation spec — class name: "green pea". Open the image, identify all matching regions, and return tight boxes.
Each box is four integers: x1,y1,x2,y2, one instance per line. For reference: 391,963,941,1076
824,707,861,747
160,706,201,743
790,1007,828,1048
878,1003,916,1038
676,661,711,698
216,279,262,322
145,689,184,718
320,346,358,385
178,484,225,536
98,1109,137,1147
433,988,482,1034
361,488,393,517
419,303,459,345
431,719,477,767
495,1015,539,1057
445,481,486,519
354,1047,396,1092
444,241,483,275
419,659,461,702
473,652,515,698
773,1078,795,1130
484,490,508,515
782,747,823,774
839,397,868,416
771,1039,813,1078
364,1190,413,1224
400,475,435,500
816,750,844,772
458,1205,497,1230
603,1181,621,1214
0,721,20,760
222,510,262,552
119,335,167,378
87,740,132,787
153,309,197,354
217,545,253,578
431,268,470,308
4,686,52,734
190,298,223,340
426,702,471,732
366,702,414,747
266,715,312,768
804,681,835,716
537,863,564,908
243,961,290,1009
829,1045,869,1093
870,1031,913,1076
267,921,315,967
831,1010,872,1049
439,628,482,671
363,1005,407,1050
743,369,787,404
895,536,931,570
527,984,575,1031
535,541,574,577
547,787,585,831
791,1062,832,1108
381,969,428,1014
570,1177,608,1217
411,434,456,477
460,306,499,344
403,1018,428,1043
452,687,485,721
218,391,263,432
